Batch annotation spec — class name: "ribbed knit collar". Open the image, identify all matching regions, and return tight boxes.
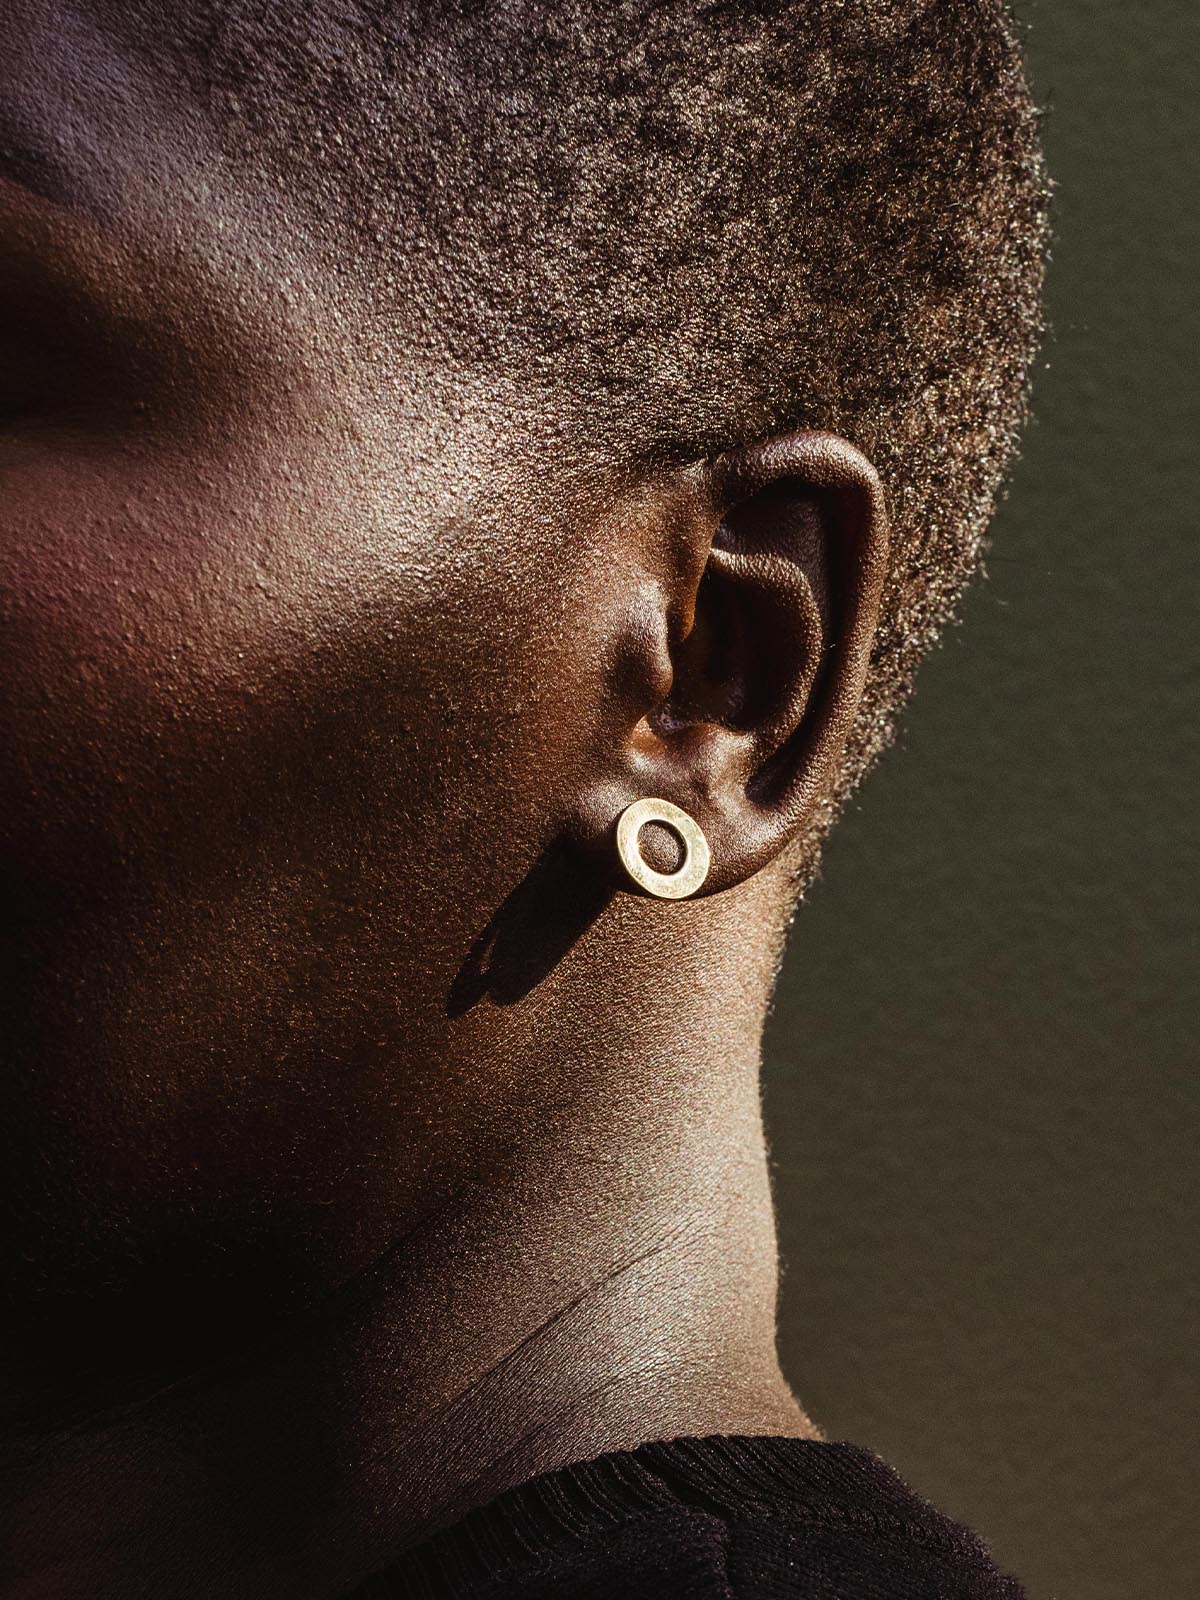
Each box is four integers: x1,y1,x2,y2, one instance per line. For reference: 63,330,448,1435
348,1434,1005,1599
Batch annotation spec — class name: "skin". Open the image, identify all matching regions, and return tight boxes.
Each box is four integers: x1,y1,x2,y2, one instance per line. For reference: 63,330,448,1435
0,5,889,1597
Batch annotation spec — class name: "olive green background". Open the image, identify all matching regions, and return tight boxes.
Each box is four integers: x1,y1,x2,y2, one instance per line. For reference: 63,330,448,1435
764,4,1198,1597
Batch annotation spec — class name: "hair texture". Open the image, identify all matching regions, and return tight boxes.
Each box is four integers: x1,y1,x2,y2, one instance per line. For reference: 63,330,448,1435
160,0,1049,879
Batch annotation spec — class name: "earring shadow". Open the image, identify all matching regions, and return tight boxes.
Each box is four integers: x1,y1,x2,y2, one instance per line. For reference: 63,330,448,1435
446,840,614,1017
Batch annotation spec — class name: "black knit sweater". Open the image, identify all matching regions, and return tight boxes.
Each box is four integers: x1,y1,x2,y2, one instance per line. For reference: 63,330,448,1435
349,1435,1026,1598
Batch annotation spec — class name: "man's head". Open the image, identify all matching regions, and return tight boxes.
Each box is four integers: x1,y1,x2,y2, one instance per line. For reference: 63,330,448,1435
0,0,1045,1374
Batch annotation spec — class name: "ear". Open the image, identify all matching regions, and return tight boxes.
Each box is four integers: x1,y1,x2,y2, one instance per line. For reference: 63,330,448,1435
580,431,889,897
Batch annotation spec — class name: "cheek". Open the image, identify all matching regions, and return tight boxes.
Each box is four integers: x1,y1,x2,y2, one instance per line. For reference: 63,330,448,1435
0,432,589,1268
0,437,570,895
0,444,568,1331
0,440,311,873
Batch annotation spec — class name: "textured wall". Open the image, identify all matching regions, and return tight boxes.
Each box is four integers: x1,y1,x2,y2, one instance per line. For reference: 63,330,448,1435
764,4,1198,1597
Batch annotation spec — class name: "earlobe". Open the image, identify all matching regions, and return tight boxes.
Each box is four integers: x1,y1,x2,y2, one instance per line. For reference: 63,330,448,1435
589,431,889,898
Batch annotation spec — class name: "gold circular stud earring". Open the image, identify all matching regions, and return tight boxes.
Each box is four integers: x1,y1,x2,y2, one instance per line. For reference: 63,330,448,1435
615,798,711,900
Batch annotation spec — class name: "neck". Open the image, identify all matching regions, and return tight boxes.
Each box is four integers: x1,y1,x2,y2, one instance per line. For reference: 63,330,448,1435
2,909,808,1599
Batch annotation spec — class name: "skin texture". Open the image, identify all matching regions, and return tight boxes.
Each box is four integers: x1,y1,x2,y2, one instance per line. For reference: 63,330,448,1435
0,5,1039,1599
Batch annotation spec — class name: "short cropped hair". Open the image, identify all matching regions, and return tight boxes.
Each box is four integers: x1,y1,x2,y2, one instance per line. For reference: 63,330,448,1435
176,0,1049,870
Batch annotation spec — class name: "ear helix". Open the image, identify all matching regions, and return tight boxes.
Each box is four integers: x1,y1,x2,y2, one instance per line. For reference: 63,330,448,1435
614,798,710,900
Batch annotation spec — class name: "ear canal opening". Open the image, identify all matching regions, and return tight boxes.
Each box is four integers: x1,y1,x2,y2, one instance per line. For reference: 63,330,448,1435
658,568,749,731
